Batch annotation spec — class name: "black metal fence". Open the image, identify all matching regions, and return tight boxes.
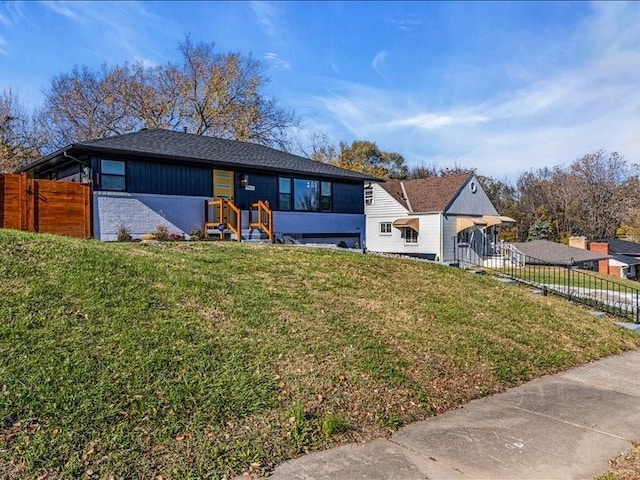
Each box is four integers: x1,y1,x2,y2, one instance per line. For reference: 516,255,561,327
457,244,640,323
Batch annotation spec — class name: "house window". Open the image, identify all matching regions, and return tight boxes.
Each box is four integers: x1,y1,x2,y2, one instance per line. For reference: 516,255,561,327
379,222,392,235
279,177,292,210
280,177,333,212
294,179,320,211
100,159,125,191
320,181,332,212
365,186,374,205
404,228,418,244
457,230,472,245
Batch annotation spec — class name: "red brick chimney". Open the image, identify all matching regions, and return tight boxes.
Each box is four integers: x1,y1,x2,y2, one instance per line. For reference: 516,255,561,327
589,242,609,275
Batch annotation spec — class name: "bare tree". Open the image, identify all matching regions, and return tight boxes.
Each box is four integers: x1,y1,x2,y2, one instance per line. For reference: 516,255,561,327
38,36,298,152
0,90,42,172
515,151,639,242
173,37,296,149
42,64,137,148
297,131,338,163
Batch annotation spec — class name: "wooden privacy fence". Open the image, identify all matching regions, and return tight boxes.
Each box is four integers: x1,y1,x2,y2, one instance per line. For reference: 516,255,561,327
0,173,91,239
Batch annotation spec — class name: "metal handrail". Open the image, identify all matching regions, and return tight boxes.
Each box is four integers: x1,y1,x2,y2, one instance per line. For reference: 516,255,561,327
457,243,640,323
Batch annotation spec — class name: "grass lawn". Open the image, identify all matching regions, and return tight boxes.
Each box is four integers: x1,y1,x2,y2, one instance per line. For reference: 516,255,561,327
1,230,639,479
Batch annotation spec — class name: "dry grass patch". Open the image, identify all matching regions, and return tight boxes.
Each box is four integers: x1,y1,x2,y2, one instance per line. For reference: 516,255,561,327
597,444,640,480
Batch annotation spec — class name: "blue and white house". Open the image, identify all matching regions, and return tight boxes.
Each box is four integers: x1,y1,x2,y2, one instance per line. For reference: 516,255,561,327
19,129,375,244
365,173,515,263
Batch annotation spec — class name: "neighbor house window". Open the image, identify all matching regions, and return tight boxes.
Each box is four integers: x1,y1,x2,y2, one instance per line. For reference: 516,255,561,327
379,222,392,235
365,187,374,205
404,228,418,244
100,159,126,191
279,177,292,210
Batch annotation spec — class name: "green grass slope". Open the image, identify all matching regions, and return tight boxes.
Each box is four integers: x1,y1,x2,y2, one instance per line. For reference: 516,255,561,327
1,229,638,478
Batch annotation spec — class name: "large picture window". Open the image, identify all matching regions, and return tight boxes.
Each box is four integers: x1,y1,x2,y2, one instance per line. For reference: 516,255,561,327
100,159,126,191
280,177,333,212
294,179,319,211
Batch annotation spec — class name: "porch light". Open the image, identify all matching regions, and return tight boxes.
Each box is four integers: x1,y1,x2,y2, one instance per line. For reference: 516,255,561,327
240,174,249,187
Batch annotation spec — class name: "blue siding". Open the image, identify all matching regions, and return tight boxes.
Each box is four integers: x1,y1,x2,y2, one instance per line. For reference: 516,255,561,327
333,182,364,214
125,160,212,196
234,172,278,210
93,157,363,214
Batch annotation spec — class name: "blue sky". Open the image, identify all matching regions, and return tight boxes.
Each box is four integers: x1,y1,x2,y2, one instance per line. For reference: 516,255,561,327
0,1,639,180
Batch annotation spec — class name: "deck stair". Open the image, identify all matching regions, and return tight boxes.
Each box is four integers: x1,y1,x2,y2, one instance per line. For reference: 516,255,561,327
204,198,274,243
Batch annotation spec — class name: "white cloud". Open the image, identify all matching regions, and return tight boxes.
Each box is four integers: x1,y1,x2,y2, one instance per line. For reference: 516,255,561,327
1,2,27,26
250,1,278,38
264,52,290,70
389,17,422,32
371,50,389,77
0,36,7,55
302,3,640,180
135,57,158,68
390,113,489,130
41,1,84,22
39,1,170,63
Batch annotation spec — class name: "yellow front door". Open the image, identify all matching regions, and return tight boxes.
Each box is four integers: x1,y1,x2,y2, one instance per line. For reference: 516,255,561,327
213,169,234,200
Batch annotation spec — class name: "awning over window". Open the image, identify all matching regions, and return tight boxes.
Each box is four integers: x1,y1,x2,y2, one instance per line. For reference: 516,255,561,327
455,217,487,233
481,215,517,228
392,217,420,233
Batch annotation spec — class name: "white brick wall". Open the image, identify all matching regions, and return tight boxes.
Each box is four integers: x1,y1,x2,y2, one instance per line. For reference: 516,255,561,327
93,191,209,240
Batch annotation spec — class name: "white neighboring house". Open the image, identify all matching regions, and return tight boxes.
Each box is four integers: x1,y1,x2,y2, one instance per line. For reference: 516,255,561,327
364,173,515,263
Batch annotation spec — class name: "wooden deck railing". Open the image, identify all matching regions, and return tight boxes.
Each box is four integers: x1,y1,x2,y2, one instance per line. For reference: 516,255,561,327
249,200,273,241
204,198,241,241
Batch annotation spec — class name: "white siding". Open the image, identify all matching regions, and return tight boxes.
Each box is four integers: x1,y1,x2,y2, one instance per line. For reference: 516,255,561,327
416,214,442,258
365,183,407,253
365,184,442,258
365,183,408,217
446,175,498,215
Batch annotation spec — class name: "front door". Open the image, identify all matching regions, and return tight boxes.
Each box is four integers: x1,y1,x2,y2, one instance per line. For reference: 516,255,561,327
213,169,234,200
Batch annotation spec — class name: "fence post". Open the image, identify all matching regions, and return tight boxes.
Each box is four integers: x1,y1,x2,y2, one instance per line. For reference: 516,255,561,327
19,173,29,231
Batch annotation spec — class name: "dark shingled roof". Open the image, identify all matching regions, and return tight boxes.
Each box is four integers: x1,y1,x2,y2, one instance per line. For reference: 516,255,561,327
605,239,640,257
513,240,609,265
19,128,378,181
610,254,640,266
377,174,471,213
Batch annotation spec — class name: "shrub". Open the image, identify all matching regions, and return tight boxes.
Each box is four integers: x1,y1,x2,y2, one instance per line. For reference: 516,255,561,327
141,233,156,241
153,224,170,241
168,233,185,241
116,225,132,242
189,229,205,241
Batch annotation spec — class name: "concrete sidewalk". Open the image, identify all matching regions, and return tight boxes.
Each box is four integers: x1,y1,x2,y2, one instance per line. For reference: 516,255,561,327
270,350,640,480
